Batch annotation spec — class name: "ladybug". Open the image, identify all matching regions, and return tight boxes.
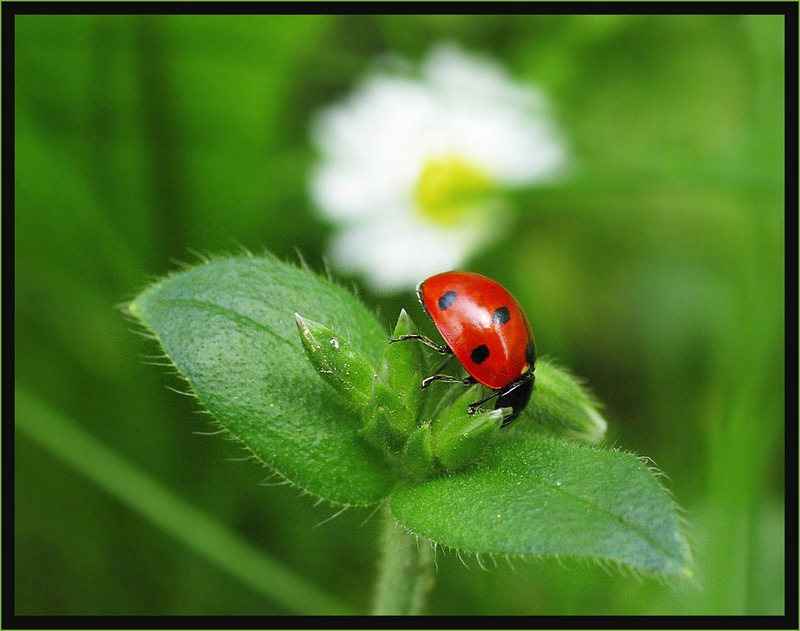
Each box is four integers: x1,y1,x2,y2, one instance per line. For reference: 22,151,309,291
390,271,536,426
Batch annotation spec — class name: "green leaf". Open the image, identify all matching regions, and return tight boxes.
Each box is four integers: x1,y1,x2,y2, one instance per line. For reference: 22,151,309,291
521,360,608,443
129,256,396,505
390,433,692,576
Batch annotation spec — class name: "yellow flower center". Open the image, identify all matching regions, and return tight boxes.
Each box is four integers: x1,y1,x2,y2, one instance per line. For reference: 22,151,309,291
414,156,494,227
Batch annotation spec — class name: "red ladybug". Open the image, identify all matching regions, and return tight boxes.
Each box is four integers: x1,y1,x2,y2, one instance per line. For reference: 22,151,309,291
391,271,536,425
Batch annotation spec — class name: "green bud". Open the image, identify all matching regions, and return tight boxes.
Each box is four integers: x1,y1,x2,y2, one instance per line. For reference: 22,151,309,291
526,361,607,444
359,406,400,453
294,313,375,409
431,385,504,471
372,378,414,433
380,309,426,419
400,423,436,481
359,377,416,452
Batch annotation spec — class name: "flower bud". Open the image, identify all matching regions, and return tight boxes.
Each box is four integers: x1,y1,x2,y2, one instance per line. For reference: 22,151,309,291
380,309,426,418
401,423,436,481
431,385,505,471
295,313,375,409
359,377,415,452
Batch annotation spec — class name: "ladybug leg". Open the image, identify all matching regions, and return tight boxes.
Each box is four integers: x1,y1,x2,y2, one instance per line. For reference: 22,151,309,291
467,390,501,415
388,334,452,355
419,355,470,389
420,374,476,389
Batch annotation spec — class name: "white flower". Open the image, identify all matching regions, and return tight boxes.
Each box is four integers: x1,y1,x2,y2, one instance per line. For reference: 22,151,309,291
310,43,568,292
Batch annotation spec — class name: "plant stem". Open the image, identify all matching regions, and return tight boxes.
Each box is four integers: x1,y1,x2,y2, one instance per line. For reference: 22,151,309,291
372,504,435,615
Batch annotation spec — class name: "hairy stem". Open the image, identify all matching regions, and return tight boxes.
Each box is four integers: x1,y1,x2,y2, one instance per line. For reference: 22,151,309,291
372,505,435,615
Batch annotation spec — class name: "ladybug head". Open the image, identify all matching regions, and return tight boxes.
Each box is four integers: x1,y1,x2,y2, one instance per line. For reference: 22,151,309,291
496,374,534,427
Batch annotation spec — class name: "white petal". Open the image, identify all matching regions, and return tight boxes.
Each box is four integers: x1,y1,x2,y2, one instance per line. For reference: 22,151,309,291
444,105,568,184
424,43,546,113
310,161,408,221
310,76,450,220
308,41,570,289
327,216,490,292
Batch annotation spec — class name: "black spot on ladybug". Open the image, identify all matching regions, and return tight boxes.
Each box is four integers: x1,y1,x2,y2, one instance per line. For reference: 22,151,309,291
492,306,511,325
470,344,490,364
438,291,457,310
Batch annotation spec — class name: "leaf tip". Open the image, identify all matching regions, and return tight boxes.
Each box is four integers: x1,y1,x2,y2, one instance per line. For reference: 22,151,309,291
581,403,608,443
294,312,311,336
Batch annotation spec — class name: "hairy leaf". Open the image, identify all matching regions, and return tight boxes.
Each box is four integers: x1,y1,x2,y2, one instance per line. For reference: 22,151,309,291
130,256,395,505
520,360,607,443
390,433,691,576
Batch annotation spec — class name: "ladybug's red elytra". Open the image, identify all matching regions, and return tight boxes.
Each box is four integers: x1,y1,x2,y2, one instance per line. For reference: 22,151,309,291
390,271,536,426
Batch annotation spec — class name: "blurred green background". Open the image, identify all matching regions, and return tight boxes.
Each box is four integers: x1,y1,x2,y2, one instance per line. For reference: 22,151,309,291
15,14,785,615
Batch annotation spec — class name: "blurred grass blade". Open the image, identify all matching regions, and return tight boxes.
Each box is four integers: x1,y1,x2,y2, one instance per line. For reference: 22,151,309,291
14,384,357,615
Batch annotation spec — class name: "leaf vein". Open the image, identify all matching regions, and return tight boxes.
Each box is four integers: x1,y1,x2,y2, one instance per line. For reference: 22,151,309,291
513,472,682,564
156,296,296,347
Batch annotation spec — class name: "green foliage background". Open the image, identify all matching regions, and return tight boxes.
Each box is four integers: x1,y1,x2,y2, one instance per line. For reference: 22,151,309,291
15,14,785,615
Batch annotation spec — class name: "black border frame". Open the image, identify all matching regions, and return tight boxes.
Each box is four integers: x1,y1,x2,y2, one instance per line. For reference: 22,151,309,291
5,2,798,629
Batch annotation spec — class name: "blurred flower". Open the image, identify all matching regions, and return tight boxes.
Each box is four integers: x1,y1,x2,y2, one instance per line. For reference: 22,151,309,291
310,43,567,292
